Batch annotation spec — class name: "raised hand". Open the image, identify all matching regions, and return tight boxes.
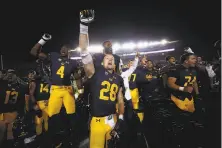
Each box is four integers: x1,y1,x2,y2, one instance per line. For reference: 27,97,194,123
80,9,95,24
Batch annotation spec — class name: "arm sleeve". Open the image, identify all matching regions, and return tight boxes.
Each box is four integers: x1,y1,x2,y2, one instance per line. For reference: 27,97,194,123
119,58,124,72
121,57,138,78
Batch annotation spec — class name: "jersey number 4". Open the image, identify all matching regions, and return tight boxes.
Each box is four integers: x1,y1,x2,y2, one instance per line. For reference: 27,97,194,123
56,66,65,78
100,81,118,101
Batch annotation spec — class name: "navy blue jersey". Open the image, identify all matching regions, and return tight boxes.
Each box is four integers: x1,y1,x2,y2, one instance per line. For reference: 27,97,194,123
90,67,123,117
168,65,197,100
50,52,78,86
34,79,50,101
1,83,26,113
139,69,160,97
128,66,152,90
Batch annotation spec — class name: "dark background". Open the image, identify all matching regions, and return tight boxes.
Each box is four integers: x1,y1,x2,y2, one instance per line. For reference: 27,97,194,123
0,1,220,71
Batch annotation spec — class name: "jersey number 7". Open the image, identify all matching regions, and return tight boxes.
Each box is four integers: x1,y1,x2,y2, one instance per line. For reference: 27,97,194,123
100,81,118,101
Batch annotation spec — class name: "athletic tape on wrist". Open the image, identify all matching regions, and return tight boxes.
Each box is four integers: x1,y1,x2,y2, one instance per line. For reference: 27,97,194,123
80,23,88,34
81,53,93,64
119,114,124,120
38,39,46,46
179,87,184,91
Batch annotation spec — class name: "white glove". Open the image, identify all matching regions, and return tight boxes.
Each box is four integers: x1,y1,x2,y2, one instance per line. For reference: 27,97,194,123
206,65,216,78
80,9,95,24
42,33,52,41
184,47,194,53
38,33,52,46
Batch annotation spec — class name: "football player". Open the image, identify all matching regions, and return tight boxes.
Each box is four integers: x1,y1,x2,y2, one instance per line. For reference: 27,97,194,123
28,70,50,136
93,41,123,74
167,53,200,147
168,53,199,113
0,69,26,147
161,55,176,89
139,60,160,102
30,34,85,146
79,10,125,148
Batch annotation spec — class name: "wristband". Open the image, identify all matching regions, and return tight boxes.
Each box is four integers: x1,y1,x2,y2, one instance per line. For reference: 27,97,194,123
78,89,84,94
80,23,88,34
179,87,184,91
81,53,93,64
119,114,124,120
38,39,46,46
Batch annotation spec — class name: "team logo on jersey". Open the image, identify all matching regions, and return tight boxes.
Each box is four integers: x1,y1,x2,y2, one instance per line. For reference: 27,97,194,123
108,115,113,120
109,78,113,81
58,58,62,62
105,72,108,75
146,74,152,79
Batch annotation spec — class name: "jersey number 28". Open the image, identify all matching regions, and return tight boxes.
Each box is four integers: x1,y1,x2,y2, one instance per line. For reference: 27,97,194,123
100,81,118,101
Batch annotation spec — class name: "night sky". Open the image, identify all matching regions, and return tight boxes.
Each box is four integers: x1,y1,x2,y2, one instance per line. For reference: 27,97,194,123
0,1,220,66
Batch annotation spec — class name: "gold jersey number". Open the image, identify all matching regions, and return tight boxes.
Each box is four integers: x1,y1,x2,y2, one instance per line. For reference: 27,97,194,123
99,81,119,101
184,76,196,86
129,74,136,82
56,66,65,78
40,84,49,93
4,91,19,104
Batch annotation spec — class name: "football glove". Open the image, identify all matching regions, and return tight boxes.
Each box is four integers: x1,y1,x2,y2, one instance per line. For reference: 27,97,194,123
110,118,124,139
80,9,95,24
42,33,52,41
38,33,52,45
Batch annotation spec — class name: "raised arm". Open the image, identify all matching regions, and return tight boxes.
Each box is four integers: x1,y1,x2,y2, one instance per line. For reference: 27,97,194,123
121,54,139,78
30,34,52,60
79,9,95,78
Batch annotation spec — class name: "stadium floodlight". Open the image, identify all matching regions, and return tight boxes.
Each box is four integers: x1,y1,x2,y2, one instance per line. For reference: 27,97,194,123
70,48,175,59
112,43,121,52
69,39,174,53
121,48,175,56
70,57,82,60
161,39,167,45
